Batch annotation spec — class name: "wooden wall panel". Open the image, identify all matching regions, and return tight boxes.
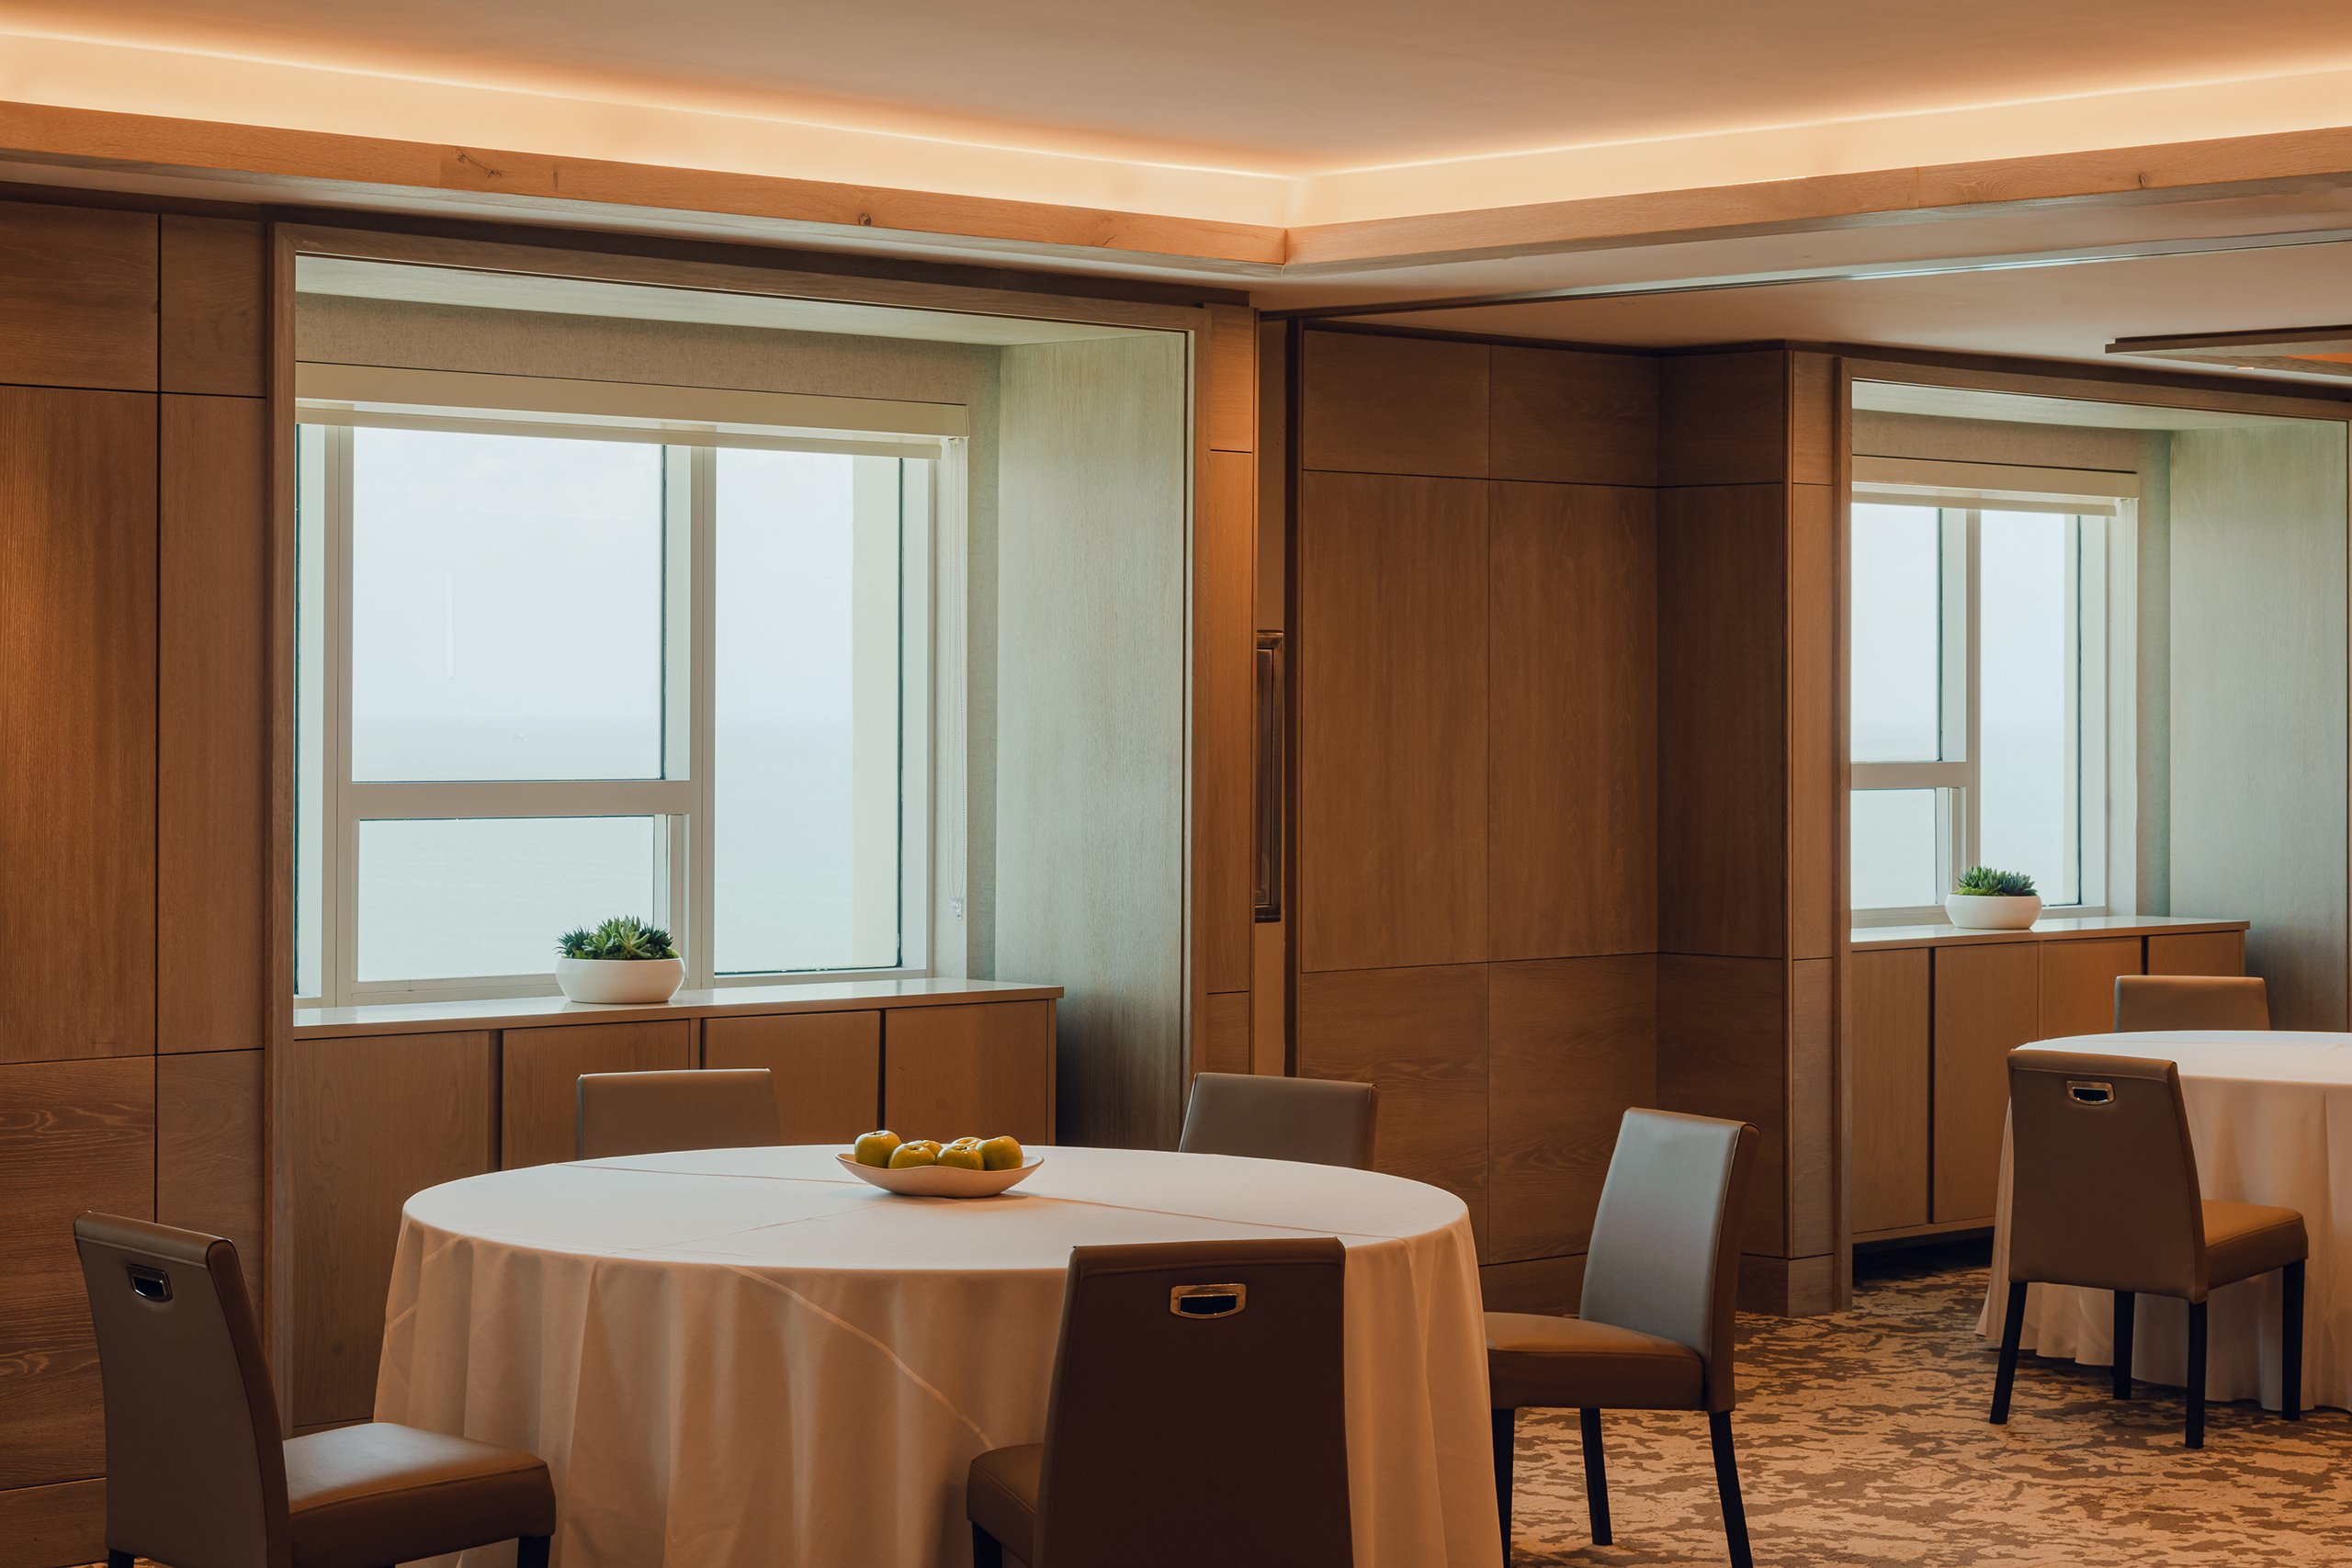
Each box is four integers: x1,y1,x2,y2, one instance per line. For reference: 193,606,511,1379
1298,471,1487,971
1298,964,1487,1245
1487,956,1656,1263
1657,349,1787,486
1657,484,1787,958
159,216,267,398
1193,991,1250,1077
156,1050,265,1309
1488,482,1657,960
1489,346,1658,487
1301,331,1487,479
283,1032,494,1429
0,1057,153,1491
2147,930,2247,977
0,202,155,391
882,1001,1056,1145
1479,1254,1584,1317
703,1012,881,1144
1204,303,1257,454
1848,949,1930,1235
0,389,156,1063
1196,447,1255,995
1788,484,1836,961
1789,351,1839,487
1932,942,2039,1224
1788,958,1835,1258
159,395,268,1055
503,1021,693,1169
2040,935,2142,1041
1657,956,1787,1255
0,1477,105,1568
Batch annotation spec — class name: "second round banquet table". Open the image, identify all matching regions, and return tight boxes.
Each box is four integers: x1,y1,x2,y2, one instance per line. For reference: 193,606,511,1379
376,1143,1503,1568
1980,1031,2352,1409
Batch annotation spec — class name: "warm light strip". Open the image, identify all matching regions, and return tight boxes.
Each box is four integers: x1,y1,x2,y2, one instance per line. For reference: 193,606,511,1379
10,28,2352,233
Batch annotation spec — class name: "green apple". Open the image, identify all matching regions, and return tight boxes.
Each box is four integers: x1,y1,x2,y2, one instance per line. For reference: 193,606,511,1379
888,1140,943,1169
939,1145,986,1170
853,1131,901,1168
978,1134,1025,1171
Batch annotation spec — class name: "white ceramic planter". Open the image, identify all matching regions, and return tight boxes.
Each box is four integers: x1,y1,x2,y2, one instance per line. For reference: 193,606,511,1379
556,955,685,1005
1945,893,2041,931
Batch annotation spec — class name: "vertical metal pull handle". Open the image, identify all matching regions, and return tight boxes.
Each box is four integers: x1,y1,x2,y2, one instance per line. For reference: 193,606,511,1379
1253,631,1284,922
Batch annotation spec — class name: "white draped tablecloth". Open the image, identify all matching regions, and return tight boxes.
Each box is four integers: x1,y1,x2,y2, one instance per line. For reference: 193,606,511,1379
1980,1031,2352,1409
377,1144,1501,1568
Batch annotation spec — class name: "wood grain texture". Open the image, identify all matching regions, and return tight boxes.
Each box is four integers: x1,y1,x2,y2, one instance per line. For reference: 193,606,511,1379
702,1011,881,1144
1255,320,1288,631
1488,346,1658,487
1788,958,1835,1258
502,1021,693,1168
1300,330,1488,479
1204,303,1257,454
1196,447,1255,996
1657,484,1787,958
1657,350,1788,486
0,389,156,1063
2038,935,2142,1041
1931,942,2039,1224
282,1032,494,1428
1194,991,1250,1077
1478,1253,1584,1316
2146,930,2247,977
1250,920,1286,1076
0,1057,153,1491
1297,964,1487,1247
0,201,155,391
160,395,268,1055
1657,956,1787,1256
0,1476,104,1568
1788,484,1836,962
1488,483,1657,960
1789,352,1840,487
1297,471,1488,971
1848,948,1930,1236
1487,955,1657,1264
882,1000,1056,1145
160,216,266,397
156,1050,265,1310
994,335,1188,1149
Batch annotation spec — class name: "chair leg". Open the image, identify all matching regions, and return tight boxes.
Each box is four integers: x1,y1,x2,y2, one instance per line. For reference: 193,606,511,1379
516,1536,551,1568
2187,1299,2209,1449
1578,1407,1612,1547
2111,1290,2135,1400
1491,1407,1513,1562
1990,1280,2029,1424
2282,1260,2306,1422
1708,1410,1754,1568
107,1554,134,1568
971,1522,1005,1568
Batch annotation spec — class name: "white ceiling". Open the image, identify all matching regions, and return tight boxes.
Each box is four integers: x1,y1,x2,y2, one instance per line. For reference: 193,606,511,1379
15,0,2352,174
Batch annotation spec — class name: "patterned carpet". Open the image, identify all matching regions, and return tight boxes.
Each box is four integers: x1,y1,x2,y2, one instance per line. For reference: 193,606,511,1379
1503,1243,2352,1566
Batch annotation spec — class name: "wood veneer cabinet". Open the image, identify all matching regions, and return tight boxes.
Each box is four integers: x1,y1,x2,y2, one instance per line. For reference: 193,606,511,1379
704,1010,881,1143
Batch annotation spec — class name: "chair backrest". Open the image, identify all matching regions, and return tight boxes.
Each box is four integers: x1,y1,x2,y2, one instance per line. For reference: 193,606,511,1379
2112,974,2270,1032
1036,1237,1351,1568
74,1213,290,1568
575,1068,782,1159
1176,1072,1377,1169
2007,1049,2208,1297
1578,1109,1758,1414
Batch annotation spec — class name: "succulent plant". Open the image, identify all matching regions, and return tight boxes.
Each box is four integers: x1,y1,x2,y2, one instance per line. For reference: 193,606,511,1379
1953,865,2038,898
557,915,680,961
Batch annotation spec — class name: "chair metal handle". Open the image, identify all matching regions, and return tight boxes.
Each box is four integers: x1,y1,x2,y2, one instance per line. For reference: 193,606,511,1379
127,1264,173,1303
1170,1282,1247,1319
2066,1081,2115,1106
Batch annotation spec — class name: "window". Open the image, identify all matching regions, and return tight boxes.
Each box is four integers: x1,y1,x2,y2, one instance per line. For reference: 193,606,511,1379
1849,469,2121,921
295,374,956,1003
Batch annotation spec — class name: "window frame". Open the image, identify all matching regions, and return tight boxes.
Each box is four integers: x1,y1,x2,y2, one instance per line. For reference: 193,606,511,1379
295,399,958,1006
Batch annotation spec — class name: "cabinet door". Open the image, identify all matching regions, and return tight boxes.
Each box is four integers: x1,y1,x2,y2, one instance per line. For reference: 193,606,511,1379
502,1021,693,1169
1932,943,2040,1224
1849,949,1930,1235
0,202,156,390
704,1012,881,1144
2040,936,2143,1040
883,1002,1056,1145
2147,931,2246,977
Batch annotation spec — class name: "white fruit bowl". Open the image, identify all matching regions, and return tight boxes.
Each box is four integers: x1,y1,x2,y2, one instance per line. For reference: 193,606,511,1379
836,1152,1045,1198
555,955,685,1005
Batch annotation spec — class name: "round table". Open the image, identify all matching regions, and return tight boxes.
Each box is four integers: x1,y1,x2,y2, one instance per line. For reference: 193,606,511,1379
1980,1032,2352,1409
376,1145,1501,1568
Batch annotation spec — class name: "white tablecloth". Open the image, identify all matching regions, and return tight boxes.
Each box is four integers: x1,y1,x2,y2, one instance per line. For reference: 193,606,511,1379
1981,1032,2352,1409
378,1145,1501,1568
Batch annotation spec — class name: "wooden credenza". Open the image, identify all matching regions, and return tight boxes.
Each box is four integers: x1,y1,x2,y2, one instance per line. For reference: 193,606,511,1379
275,980,1059,1431
1846,917,2247,1243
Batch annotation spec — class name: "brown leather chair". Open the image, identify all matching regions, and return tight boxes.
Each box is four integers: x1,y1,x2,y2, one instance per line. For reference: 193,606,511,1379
1487,1109,1759,1568
74,1213,554,1568
1176,1071,1378,1169
967,1237,1351,1568
1994,1050,2306,1447
2112,974,2270,1032
575,1066,783,1159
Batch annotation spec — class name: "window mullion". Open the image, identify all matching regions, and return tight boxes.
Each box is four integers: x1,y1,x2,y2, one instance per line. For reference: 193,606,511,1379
1961,508,1983,874
689,446,718,988
329,423,357,1009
